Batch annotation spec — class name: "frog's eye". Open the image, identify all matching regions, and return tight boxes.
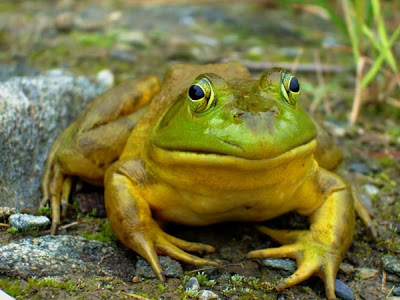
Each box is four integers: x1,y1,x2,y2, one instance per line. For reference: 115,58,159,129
187,77,215,113
280,72,300,105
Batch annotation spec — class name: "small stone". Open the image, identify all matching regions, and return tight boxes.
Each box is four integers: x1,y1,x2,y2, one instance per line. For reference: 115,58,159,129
356,267,378,279
132,276,141,283
55,12,75,32
118,31,149,48
109,50,136,63
387,297,400,300
334,279,354,300
198,290,219,300
0,207,17,221
135,256,183,278
186,277,200,291
393,287,400,296
263,258,297,275
349,162,371,175
363,184,380,196
96,69,115,89
339,263,355,275
0,289,14,300
9,214,50,231
383,256,400,276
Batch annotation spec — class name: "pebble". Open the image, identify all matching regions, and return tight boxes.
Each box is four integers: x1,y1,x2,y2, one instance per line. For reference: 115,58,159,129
356,267,379,279
96,69,115,89
0,207,17,221
9,213,50,231
55,12,75,32
339,263,355,274
186,277,200,291
135,256,183,279
109,49,136,63
383,256,400,276
118,31,149,48
394,287,400,296
349,162,371,175
263,258,297,275
198,290,220,300
363,184,380,196
334,279,354,300
0,289,14,300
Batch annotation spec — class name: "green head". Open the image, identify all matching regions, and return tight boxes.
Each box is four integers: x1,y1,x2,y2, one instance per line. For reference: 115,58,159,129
153,68,317,160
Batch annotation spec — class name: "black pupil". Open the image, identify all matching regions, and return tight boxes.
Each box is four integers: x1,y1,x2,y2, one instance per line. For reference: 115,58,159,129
188,85,205,100
289,77,299,93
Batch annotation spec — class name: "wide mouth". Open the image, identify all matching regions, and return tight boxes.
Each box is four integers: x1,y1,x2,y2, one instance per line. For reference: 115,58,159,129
148,138,317,171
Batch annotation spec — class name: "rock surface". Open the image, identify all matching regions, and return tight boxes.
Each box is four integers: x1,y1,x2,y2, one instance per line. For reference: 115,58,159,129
135,256,183,279
263,258,297,275
0,235,135,280
0,70,105,212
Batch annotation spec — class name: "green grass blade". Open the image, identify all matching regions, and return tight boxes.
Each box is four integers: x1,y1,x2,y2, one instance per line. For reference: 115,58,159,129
361,24,400,88
371,0,398,72
341,0,360,62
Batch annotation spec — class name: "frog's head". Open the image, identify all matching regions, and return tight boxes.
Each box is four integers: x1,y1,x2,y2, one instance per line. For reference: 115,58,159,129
152,68,317,161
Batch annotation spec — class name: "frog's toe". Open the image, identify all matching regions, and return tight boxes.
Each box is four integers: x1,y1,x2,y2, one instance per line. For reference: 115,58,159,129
256,226,305,245
163,232,215,254
247,244,297,259
275,262,318,291
156,237,218,267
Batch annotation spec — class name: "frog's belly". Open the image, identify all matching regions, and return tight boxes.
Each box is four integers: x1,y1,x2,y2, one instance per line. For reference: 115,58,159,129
152,190,299,226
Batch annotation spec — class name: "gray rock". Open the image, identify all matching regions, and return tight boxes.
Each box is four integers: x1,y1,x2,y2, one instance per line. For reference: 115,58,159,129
349,162,371,175
0,235,135,280
198,290,219,300
186,277,200,291
334,279,354,300
0,61,39,82
383,256,400,276
0,289,15,300
394,287,400,296
135,256,183,279
263,258,297,275
9,213,50,231
387,298,400,300
0,70,105,212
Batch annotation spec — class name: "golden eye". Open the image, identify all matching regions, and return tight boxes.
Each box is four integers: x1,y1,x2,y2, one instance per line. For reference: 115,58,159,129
280,72,300,105
187,77,215,113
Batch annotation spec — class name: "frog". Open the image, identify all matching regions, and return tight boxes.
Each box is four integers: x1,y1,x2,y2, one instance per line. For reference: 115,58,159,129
41,62,373,299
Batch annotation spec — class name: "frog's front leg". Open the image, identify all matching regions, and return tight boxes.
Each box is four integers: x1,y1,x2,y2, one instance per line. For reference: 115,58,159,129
41,76,160,234
104,159,217,280
248,170,354,300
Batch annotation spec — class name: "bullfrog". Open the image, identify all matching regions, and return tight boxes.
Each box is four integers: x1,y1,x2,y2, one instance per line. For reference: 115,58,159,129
42,62,370,299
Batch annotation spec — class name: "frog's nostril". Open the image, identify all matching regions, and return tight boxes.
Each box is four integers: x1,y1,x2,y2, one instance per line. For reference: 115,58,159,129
234,112,244,118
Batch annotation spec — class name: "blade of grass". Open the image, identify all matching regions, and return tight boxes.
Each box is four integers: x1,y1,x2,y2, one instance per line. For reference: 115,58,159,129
361,24,400,87
371,0,398,72
341,0,360,62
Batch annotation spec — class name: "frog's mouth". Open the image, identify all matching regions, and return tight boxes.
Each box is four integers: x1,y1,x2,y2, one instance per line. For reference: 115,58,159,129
149,138,317,170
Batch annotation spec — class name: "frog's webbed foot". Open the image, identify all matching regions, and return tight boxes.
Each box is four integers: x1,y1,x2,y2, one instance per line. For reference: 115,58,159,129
248,226,339,299
138,225,217,281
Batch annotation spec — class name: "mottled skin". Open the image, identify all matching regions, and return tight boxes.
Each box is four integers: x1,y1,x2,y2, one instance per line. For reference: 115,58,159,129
42,62,366,299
